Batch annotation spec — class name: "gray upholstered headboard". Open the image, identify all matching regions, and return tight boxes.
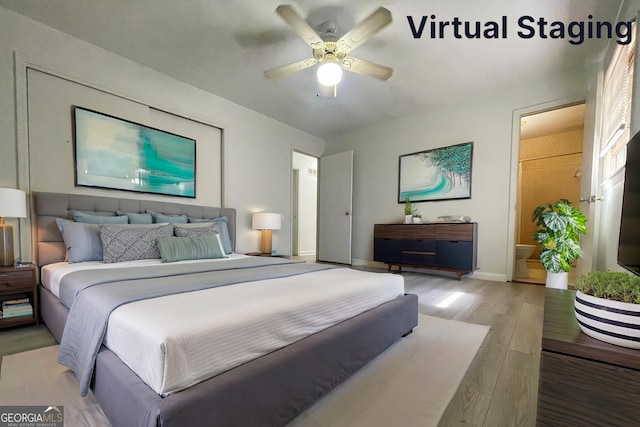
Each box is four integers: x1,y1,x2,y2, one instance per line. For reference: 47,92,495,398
33,192,236,267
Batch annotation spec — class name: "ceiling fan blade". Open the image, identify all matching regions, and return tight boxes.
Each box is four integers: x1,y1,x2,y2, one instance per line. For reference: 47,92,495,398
264,58,318,79
337,7,392,53
275,5,325,50
341,56,393,81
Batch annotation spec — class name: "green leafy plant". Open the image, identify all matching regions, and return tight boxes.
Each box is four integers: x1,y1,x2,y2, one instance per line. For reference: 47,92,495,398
575,271,640,304
413,213,422,218
532,199,587,273
404,197,416,216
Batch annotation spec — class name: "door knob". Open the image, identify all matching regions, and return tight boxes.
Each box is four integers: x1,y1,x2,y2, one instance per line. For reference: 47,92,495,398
345,211,351,216
580,195,604,203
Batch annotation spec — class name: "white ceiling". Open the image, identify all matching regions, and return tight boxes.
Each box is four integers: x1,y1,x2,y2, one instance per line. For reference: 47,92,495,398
0,0,622,139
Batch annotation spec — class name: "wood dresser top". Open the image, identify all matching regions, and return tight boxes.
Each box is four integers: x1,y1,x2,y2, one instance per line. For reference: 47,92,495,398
542,288,640,371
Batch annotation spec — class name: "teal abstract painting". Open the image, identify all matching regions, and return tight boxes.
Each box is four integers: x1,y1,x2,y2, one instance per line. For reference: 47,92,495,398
74,107,196,198
398,142,473,203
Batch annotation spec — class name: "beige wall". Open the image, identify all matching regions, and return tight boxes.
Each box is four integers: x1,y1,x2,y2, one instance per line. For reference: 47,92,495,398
518,129,584,258
0,7,325,260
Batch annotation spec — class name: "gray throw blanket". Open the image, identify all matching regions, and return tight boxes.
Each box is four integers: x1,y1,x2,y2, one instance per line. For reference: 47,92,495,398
56,257,336,396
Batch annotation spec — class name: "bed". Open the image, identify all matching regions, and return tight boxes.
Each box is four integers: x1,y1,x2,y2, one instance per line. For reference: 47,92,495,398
33,192,419,427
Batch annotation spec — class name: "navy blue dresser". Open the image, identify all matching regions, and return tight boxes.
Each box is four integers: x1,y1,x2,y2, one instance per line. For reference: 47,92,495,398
373,223,477,280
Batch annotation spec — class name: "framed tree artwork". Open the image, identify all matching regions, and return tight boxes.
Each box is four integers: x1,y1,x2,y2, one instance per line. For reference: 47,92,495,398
398,142,473,203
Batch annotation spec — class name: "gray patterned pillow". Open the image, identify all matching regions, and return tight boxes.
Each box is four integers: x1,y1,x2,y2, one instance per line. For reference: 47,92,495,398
176,221,232,254
99,223,174,263
174,223,220,238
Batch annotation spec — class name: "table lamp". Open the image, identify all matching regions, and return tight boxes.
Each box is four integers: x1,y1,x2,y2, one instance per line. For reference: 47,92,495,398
252,212,282,255
0,188,27,266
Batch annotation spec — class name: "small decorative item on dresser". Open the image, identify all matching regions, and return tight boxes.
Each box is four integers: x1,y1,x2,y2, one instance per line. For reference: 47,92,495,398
403,197,415,224
412,214,422,224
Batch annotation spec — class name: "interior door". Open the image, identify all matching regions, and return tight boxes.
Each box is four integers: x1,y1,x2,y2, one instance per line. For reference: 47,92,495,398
317,150,353,264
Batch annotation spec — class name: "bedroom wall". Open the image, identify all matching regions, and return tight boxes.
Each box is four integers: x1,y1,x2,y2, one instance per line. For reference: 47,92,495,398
0,7,324,259
323,73,589,281
26,68,223,205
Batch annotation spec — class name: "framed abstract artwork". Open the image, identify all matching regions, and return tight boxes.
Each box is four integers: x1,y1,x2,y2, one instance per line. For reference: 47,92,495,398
398,142,473,203
73,106,196,198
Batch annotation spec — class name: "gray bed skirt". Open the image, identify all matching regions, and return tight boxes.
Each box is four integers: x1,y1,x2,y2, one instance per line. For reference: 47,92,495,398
40,285,418,427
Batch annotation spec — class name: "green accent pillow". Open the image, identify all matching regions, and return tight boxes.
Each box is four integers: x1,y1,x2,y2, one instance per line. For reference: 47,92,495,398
71,210,129,224
157,234,226,263
146,209,188,224
116,211,153,224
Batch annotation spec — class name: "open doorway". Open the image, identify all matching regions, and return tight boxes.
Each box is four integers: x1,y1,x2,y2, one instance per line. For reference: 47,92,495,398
514,103,585,285
292,151,318,261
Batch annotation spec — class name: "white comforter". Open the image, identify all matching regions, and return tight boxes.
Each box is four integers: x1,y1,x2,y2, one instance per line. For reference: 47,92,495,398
43,258,404,396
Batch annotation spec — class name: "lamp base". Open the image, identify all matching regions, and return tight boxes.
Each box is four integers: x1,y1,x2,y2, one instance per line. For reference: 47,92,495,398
0,224,15,266
260,229,273,256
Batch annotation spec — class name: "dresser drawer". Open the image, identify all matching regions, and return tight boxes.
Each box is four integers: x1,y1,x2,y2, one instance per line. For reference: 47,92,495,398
374,224,436,239
374,238,437,266
436,240,474,270
374,238,403,263
0,270,34,291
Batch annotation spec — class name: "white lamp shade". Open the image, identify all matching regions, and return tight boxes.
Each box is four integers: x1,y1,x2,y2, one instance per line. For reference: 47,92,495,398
252,212,282,230
0,188,27,218
317,63,343,86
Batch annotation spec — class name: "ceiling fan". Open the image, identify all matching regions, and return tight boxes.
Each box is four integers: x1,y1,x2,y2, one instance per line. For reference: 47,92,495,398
264,5,394,88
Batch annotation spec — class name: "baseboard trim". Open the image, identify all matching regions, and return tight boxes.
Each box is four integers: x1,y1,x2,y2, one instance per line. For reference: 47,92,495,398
298,251,316,257
468,271,507,282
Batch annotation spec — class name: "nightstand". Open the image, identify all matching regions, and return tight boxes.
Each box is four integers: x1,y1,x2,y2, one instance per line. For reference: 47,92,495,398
0,265,37,329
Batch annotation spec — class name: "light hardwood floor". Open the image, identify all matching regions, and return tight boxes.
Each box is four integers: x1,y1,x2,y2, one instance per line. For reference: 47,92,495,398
401,271,544,427
0,268,544,426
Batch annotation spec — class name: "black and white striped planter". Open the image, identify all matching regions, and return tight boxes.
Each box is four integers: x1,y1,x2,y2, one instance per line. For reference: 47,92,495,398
574,290,640,349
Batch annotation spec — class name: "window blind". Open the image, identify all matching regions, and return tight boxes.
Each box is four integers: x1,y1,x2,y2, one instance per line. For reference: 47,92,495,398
600,22,636,157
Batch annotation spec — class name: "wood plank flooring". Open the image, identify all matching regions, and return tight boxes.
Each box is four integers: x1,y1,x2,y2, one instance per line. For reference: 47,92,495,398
0,267,545,426
401,271,544,427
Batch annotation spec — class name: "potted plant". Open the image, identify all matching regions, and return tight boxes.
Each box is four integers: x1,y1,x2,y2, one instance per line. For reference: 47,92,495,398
404,197,415,224
574,270,640,348
532,199,587,289
412,213,422,224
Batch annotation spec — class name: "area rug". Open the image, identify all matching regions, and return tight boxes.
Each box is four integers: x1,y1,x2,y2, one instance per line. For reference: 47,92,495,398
0,315,489,427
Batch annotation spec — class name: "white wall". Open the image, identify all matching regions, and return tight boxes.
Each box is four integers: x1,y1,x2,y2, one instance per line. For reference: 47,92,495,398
292,152,317,256
0,7,324,259
324,73,589,281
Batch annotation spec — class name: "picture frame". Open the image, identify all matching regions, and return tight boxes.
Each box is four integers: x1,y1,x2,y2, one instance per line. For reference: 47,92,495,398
398,142,473,203
73,106,196,198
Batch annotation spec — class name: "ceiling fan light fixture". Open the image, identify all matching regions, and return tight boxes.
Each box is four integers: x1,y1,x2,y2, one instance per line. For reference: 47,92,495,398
317,63,342,86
